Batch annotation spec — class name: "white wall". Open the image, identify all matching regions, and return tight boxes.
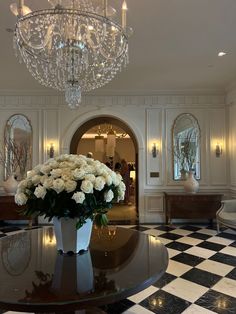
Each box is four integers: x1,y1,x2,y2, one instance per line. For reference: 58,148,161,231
0,93,229,223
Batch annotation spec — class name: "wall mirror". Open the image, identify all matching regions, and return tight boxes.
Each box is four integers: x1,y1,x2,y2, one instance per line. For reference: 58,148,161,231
172,113,200,180
3,114,32,180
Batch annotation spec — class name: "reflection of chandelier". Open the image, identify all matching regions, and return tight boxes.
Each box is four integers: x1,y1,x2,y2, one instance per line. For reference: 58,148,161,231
11,0,132,109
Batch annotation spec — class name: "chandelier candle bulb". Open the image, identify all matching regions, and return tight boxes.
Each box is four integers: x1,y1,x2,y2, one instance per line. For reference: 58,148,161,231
104,0,108,17
122,0,128,29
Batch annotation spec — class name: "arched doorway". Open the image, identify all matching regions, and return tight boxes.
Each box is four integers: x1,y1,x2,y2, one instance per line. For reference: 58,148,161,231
70,116,139,224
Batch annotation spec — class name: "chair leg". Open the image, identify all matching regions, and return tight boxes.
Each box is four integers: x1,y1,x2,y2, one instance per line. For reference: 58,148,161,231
217,220,220,233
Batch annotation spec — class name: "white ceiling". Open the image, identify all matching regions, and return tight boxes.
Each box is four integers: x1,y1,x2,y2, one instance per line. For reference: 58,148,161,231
1,0,236,96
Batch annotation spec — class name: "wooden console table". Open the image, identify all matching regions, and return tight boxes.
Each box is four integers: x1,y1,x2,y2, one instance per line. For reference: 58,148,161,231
164,192,223,224
0,195,36,226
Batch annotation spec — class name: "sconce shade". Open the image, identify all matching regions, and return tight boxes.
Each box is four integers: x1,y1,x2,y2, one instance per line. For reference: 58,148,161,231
215,144,222,158
152,143,158,158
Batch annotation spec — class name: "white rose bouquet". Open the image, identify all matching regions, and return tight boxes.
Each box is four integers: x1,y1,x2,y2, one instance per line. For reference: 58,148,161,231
15,154,125,228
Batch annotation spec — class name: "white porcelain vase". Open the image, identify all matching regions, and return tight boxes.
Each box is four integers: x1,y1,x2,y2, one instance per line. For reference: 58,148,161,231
53,217,93,254
3,174,18,195
183,171,199,194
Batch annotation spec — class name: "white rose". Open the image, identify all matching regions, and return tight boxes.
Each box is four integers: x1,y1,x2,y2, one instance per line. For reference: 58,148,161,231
18,179,28,190
40,165,51,175
73,168,86,180
65,180,77,193
47,160,59,169
43,177,53,189
52,178,65,194
34,185,47,199
113,173,122,186
31,175,42,185
27,170,37,179
118,181,126,192
117,190,125,202
84,174,96,183
81,180,93,194
15,193,28,205
104,189,114,202
72,191,85,204
104,174,112,186
33,164,43,174
94,176,106,191
50,168,63,178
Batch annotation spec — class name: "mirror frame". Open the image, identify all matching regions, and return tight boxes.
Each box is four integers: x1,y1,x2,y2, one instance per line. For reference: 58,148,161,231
172,113,201,181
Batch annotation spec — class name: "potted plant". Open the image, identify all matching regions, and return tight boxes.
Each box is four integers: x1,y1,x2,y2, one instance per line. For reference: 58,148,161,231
15,154,125,253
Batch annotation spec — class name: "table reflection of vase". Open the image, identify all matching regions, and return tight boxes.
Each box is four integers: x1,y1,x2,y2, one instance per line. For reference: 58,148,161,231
51,250,94,295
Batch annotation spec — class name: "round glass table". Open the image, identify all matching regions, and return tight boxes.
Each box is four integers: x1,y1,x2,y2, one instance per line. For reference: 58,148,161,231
0,226,168,313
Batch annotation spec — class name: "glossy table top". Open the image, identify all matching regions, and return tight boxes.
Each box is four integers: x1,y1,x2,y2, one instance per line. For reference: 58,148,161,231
0,226,168,312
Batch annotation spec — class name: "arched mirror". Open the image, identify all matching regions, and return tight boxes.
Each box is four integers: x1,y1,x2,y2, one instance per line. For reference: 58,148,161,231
4,114,32,180
172,113,200,180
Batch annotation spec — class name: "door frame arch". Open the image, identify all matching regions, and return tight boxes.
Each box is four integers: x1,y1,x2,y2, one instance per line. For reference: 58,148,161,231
69,116,139,218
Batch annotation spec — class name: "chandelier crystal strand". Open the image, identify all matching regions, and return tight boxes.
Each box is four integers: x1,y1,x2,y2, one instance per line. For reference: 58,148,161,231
11,0,132,109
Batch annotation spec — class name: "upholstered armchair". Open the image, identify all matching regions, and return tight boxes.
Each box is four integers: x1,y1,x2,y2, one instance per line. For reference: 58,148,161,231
216,200,236,233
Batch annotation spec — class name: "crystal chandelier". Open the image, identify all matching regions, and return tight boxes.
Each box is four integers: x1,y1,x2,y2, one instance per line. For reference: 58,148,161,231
11,0,132,109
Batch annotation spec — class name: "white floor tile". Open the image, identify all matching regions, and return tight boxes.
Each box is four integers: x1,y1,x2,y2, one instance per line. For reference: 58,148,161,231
176,236,203,246
128,285,158,303
123,304,154,314
143,229,165,237
157,237,173,245
207,236,234,246
169,229,193,236
167,248,181,258
198,229,218,236
166,260,192,277
163,278,208,303
196,260,234,276
219,246,236,257
212,277,236,298
185,246,216,259
182,304,216,314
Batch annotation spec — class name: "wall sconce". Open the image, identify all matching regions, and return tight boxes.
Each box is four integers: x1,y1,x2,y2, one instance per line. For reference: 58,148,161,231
47,143,55,158
152,143,159,158
215,143,223,158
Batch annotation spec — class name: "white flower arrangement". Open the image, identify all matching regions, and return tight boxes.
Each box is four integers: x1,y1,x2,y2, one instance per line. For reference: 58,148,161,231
15,154,125,228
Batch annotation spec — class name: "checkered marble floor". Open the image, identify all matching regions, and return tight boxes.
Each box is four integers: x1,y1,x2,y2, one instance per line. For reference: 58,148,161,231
1,223,236,314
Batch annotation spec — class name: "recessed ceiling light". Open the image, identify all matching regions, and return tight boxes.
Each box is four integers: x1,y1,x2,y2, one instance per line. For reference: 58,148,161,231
218,51,227,57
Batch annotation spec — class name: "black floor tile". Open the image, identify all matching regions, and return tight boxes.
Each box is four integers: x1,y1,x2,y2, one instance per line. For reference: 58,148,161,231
130,225,149,232
158,232,182,241
216,232,236,241
140,290,191,314
179,225,202,231
197,241,225,252
196,289,236,314
188,232,211,240
181,268,222,288
230,241,236,248
153,273,177,289
226,268,236,280
155,225,176,232
209,252,236,267
165,241,192,252
100,299,135,314
171,252,204,267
